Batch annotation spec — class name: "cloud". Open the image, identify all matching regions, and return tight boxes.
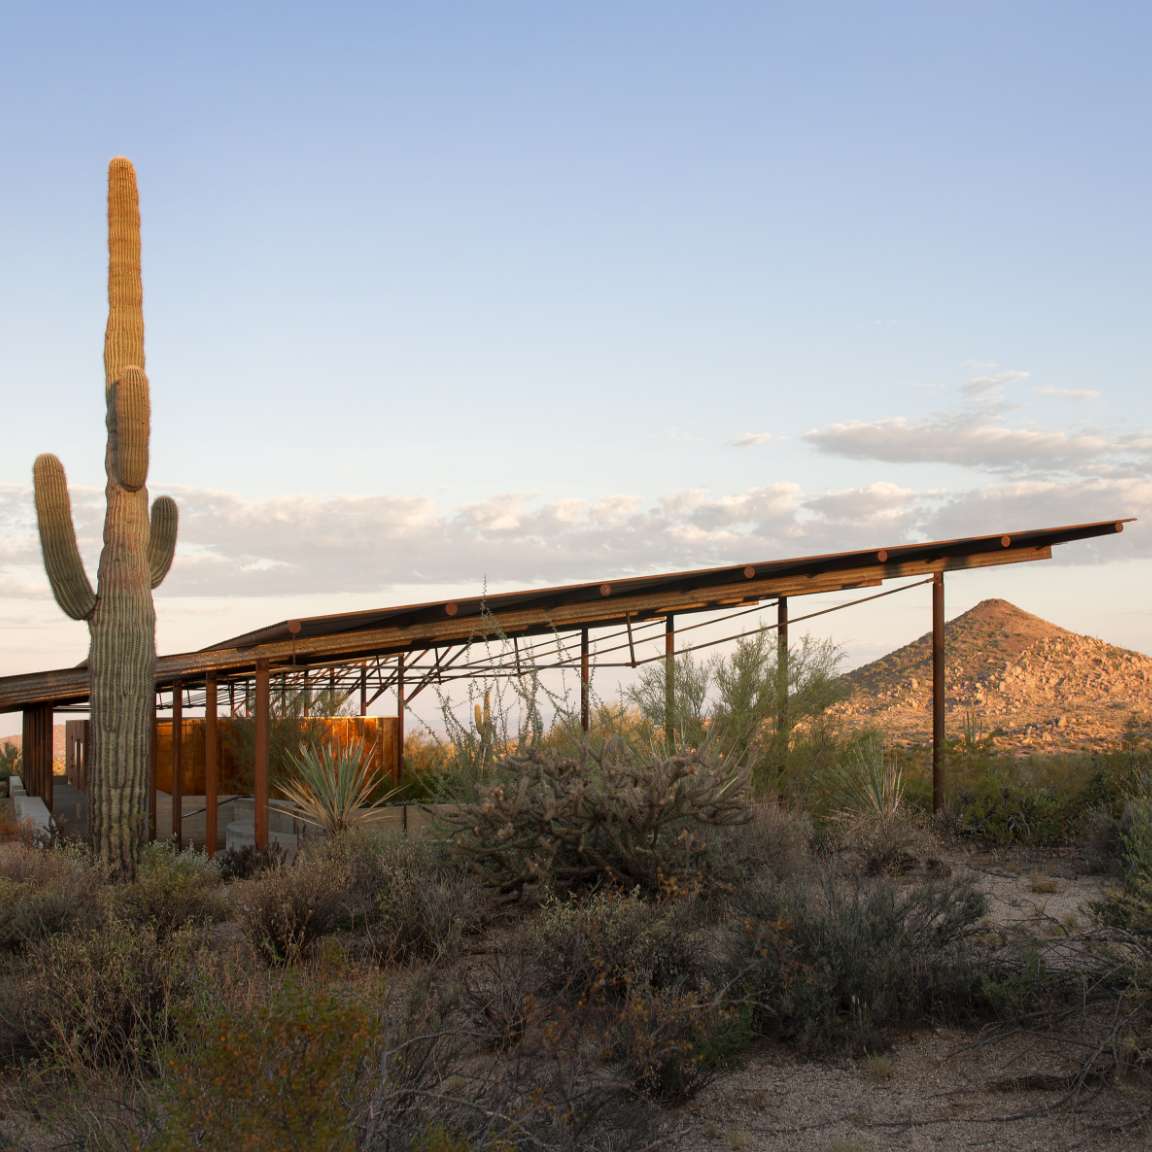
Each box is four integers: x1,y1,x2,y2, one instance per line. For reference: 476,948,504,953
804,482,919,524
804,415,1110,470
963,368,1030,398
1034,387,1101,401
731,432,774,448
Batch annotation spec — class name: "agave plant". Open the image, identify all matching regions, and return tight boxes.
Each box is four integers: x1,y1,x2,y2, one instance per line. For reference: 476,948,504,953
272,739,406,835
829,735,904,822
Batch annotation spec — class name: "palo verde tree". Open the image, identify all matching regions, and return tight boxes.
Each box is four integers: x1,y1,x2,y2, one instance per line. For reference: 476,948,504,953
32,158,178,879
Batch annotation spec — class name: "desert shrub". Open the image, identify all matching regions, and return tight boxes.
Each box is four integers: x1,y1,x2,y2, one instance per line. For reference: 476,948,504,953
0,842,102,951
109,841,223,939
444,748,749,900
234,855,347,965
701,801,813,890
22,919,202,1076
362,969,664,1152
215,840,286,880
528,889,721,1003
1079,802,1128,874
319,834,488,965
604,985,751,1102
150,978,378,1152
733,871,988,1054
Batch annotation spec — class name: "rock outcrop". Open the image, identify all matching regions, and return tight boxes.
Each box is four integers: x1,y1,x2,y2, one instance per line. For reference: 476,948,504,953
830,599,1152,752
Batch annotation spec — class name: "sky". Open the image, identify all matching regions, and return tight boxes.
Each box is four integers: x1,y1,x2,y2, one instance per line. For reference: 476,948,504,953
1,2,1150,733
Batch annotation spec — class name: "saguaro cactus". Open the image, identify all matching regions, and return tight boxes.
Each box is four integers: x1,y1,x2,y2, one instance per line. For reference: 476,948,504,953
33,158,178,879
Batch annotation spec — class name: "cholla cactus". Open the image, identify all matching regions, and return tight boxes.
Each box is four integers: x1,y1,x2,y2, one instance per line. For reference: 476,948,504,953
32,158,178,879
474,689,495,767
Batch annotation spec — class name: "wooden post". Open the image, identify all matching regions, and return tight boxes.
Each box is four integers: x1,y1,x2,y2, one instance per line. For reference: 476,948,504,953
664,615,675,753
932,572,945,813
254,663,270,850
205,674,218,858
171,683,183,847
395,656,405,781
580,627,590,733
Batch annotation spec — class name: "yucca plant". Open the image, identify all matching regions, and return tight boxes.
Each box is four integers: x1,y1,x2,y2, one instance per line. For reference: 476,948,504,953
272,740,405,835
829,735,905,823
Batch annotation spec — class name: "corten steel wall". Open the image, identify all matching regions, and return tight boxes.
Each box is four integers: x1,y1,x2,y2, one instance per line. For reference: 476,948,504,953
153,716,399,794
67,716,398,797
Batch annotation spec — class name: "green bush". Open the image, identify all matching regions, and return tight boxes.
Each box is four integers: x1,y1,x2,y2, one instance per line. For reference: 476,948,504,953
319,834,487,965
151,977,378,1152
215,840,286,880
234,856,347,965
22,919,202,1076
604,985,751,1102
109,841,223,939
733,872,989,1055
528,889,721,1003
443,748,749,900
0,842,102,952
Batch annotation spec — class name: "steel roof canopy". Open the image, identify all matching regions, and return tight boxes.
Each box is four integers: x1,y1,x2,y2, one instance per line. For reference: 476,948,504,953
0,518,1132,713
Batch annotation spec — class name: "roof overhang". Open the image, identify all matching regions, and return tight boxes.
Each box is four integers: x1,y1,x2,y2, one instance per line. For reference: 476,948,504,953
0,518,1131,712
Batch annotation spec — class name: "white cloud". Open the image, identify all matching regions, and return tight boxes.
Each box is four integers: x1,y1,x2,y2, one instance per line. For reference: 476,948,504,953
963,368,1030,398
804,415,1110,470
731,432,774,448
1034,387,1101,400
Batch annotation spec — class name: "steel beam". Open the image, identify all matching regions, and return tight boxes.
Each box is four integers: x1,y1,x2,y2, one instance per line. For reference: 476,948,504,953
665,615,675,753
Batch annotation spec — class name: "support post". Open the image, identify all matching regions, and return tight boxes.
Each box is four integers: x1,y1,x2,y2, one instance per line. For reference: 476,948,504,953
776,596,790,735
205,674,218,858
149,699,157,841
171,683,183,848
776,596,790,784
359,667,368,716
254,662,270,850
580,627,590,733
665,615,675,753
21,705,53,808
395,656,405,781
932,571,945,813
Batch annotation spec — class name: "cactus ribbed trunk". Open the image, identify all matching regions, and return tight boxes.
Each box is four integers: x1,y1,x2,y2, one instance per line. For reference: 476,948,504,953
32,158,178,881
88,484,155,876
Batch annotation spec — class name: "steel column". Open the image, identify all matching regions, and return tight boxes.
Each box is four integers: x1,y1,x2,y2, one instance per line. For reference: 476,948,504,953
580,627,590,733
359,667,368,716
205,674,218,858
932,572,945,813
171,684,183,847
664,615,675,753
254,661,270,850
149,701,157,841
776,596,789,736
395,656,405,781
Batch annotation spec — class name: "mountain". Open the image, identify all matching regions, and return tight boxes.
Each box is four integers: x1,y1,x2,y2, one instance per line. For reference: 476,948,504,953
830,599,1152,752
1,723,69,766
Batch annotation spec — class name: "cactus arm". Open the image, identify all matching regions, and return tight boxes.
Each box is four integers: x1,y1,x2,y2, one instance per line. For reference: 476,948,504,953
103,158,144,391
32,454,97,620
148,496,178,588
111,367,150,491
